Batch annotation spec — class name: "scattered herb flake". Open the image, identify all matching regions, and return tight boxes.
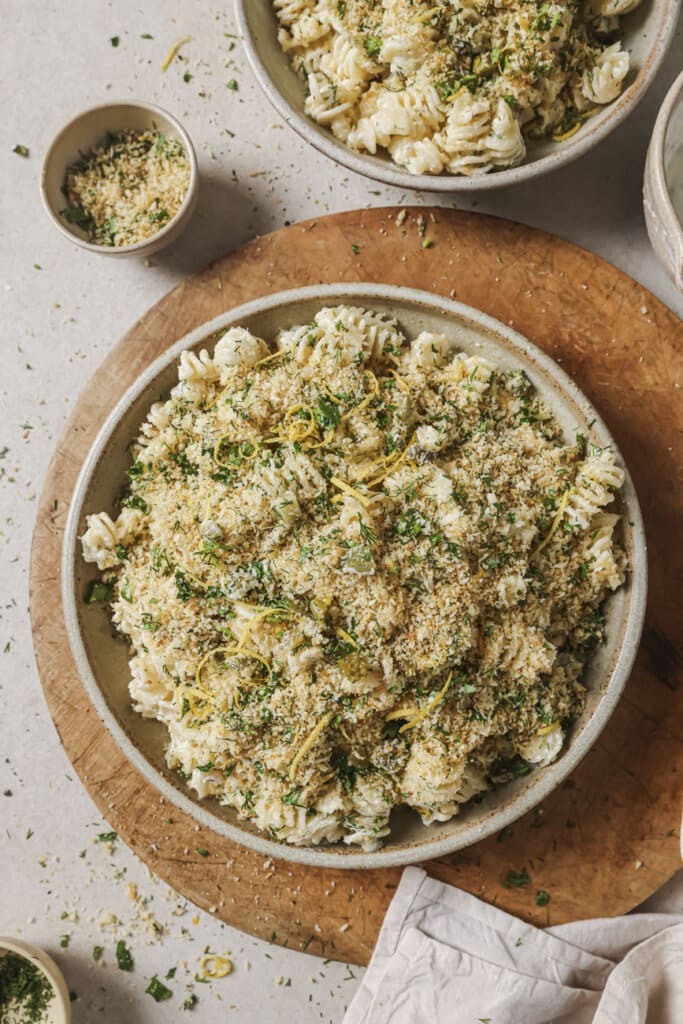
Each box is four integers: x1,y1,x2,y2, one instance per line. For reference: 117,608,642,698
115,940,133,972
502,867,531,889
146,976,173,1002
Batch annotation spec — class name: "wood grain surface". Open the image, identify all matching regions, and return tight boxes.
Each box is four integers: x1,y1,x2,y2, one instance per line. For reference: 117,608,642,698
30,207,683,966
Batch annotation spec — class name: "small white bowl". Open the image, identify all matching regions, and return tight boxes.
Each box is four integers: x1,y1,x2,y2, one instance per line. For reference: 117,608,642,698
40,101,199,258
0,938,71,1024
644,71,683,293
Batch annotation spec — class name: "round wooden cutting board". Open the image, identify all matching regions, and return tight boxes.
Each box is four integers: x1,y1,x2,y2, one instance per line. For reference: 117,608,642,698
30,208,683,966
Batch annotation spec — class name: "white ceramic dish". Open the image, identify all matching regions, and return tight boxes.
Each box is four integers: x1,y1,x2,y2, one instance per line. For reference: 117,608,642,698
236,0,679,193
0,938,71,1024
40,101,199,258
644,70,683,292
62,284,647,869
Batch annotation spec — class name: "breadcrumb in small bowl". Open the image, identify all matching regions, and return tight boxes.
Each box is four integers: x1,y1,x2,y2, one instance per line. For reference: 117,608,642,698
40,101,198,258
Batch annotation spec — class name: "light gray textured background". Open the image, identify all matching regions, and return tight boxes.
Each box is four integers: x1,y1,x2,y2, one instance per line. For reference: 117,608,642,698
1,2,681,1022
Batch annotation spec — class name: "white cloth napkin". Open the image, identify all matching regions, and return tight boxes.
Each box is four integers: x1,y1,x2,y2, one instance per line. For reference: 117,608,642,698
344,867,683,1024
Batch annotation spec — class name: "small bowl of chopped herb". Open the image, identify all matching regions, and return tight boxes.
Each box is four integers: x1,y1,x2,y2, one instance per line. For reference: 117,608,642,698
0,939,71,1024
40,101,198,257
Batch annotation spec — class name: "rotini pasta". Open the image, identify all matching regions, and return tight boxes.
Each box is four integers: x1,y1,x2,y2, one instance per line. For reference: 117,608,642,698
82,306,627,849
274,0,642,175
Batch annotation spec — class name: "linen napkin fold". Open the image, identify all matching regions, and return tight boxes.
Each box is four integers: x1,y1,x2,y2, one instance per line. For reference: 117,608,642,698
344,867,683,1024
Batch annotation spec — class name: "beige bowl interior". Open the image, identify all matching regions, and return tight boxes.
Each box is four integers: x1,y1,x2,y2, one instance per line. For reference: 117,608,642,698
664,84,683,221
40,101,198,257
63,285,647,869
237,0,678,192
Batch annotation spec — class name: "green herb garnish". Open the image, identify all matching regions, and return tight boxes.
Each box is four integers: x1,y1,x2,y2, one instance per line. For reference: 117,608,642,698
85,581,112,605
115,940,133,972
0,952,54,1023
502,867,531,889
146,976,173,1002
314,397,341,430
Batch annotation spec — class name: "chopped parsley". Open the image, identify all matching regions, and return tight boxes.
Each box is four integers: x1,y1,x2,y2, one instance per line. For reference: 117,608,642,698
115,940,133,972
145,976,173,1002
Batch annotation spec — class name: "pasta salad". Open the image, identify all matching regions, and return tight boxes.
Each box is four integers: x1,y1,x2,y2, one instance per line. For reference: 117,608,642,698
274,0,642,175
82,305,626,849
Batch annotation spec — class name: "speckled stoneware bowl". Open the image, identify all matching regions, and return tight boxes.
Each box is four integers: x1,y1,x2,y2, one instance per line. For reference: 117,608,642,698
644,70,683,292
0,939,71,1024
40,101,199,258
63,284,647,869
236,0,678,193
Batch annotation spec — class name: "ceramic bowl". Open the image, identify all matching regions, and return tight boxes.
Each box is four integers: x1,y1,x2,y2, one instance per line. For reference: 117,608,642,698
0,938,71,1024
40,101,198,258
644,70,683,292
62,284,647,869
236,0,679,193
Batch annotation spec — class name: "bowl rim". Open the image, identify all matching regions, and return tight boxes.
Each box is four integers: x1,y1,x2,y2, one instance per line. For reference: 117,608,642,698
0,938,71,1024
62,282,648,869
645,69,683,284
39,99,199,255
235,0,680,193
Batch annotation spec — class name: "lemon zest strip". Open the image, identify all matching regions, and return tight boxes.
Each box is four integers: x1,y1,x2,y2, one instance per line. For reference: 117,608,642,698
233,605,298,650
364,435,415,488
532,488,570,557
253,348,285,369
552,122,582,142
288,710,335,780
196,644,270,689
330,477,371,508
200,954,233,979
335,627,358,649
389,370,410,393
399,672,453,734
385,706,420,722
303,428,335,450
161,35,192,72
537,721,560,737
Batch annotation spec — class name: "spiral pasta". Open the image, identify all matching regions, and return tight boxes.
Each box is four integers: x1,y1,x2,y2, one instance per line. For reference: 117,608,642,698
82,306,627,849
274,0,642,175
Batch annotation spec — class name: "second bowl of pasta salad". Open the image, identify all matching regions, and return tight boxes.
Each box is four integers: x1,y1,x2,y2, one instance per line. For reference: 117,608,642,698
237,0,678,190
